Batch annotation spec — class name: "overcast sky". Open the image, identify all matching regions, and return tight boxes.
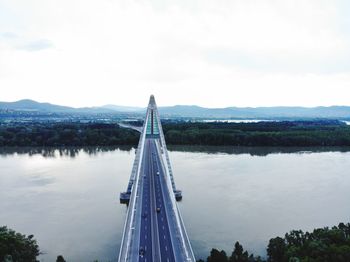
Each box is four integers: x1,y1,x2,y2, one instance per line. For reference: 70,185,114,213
1,0,350,108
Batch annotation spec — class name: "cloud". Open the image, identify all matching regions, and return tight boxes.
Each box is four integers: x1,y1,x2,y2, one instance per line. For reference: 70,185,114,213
149,0,350,74
205,48,350,74
0,0,349,107
0,31,53,52
1,32,18,38
17,39,53,51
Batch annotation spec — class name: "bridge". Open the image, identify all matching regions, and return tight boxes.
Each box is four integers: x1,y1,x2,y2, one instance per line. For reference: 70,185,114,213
118,95,196,262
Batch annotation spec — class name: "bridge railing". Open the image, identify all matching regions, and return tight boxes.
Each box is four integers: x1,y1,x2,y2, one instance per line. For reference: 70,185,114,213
119,97,195,261
155,141,196,261
151,99,195,260
127,133,143,192
118,109,150,262
154,107,178,192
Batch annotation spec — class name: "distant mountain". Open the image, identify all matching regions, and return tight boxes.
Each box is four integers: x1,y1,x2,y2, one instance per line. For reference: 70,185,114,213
0,99,115,114
101,104,144,112
0,99,74,112
157,105,350,119
74,106,118,114
1,99,350,119
159,105,207,116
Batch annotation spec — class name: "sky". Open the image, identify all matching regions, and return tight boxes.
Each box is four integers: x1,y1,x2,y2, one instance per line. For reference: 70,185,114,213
1,0,350,108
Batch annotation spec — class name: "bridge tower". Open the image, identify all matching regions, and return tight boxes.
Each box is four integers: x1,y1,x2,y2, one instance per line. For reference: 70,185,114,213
120,95,182,204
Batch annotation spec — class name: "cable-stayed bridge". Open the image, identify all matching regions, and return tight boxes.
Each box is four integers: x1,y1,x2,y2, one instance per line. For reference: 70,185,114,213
118,95,196,262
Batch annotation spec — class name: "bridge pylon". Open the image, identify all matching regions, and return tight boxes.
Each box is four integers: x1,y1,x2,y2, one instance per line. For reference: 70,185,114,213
120,95,182,204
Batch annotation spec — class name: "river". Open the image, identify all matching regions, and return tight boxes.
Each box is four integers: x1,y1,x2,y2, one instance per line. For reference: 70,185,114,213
1,146,350,261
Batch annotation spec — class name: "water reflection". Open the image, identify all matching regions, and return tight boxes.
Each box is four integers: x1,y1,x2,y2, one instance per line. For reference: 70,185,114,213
168,145,350,156
0,146,135,158
1,145,349,158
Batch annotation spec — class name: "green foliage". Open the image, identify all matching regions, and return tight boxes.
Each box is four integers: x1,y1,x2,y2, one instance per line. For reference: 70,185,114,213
205,242,261,262
207,248,228,262
1,120,350,147
0,122,139,146
162,120,350,146
204,223,350,262
267,223,350,262
267,237,286,262
230,242,250,262
0,226,40,262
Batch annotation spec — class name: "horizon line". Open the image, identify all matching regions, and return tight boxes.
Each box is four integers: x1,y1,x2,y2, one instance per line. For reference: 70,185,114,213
1,98,350,109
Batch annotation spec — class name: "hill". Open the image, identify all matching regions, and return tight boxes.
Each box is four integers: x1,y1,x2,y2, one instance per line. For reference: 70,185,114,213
0,99,115,114
1,99,350,119
158,105,350,119
0,99,73,112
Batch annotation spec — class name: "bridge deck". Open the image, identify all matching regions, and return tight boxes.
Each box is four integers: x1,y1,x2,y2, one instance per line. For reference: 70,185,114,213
118,95,195,262
139,139,175,261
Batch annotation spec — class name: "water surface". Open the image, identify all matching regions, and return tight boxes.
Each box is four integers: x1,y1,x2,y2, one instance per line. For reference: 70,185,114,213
1,147,350,261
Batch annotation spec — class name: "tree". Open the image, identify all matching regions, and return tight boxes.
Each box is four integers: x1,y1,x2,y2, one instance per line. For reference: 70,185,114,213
56,255,66,262
230,242,249,262
207,248,228,262
0,226,40,262
267,237,286,262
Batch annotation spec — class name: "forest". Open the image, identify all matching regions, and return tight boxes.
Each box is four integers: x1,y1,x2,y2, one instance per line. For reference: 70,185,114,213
162,120,350,146
0,122,139,146
1,120,350,147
